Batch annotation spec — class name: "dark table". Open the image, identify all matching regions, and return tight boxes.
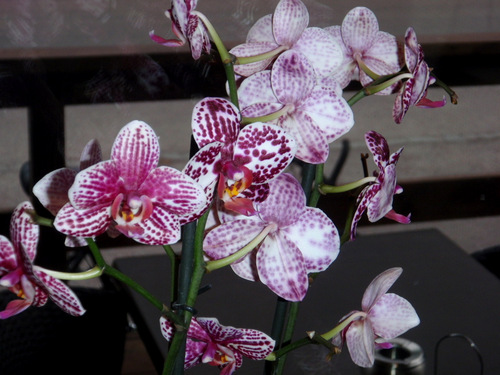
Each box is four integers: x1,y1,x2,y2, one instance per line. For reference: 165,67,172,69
114,229,500,375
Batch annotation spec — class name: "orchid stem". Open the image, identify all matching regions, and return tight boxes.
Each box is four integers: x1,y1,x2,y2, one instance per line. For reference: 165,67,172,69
40,265,103,280
319,176,376,194
235,45,288,65
431,72,458,104
205,223,276,272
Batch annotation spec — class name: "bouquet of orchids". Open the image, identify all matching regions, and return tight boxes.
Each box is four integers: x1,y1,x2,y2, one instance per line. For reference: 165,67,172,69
1,0,458,374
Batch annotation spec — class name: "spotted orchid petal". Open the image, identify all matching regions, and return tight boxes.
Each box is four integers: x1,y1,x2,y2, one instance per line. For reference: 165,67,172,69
365,131,391,168
257,233,309,301
282,208,340,273
10,202,39,262
362,267,402,310
191,98,240,148
0,237,17,272
272,50,315,104
234,122,296,184
345,318,376,367
369,293,420,339
34,269,86,316
294,27,344,78
341,7,379,52
33,168,77,216
273,0,309,47
237,71,276,110
135,206,181,245
230,42,279,77
112,120,160,190
54,203,111,238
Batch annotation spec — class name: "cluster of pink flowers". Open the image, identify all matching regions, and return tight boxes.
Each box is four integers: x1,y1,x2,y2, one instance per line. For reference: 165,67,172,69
1,0,455,373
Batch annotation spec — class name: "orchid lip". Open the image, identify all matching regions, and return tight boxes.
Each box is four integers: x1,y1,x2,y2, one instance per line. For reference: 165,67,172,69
111,193,153,226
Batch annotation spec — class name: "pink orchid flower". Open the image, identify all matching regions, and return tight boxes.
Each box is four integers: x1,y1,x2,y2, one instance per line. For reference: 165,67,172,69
204,173,340,301
333,267,420,367
53,120,207,245
350,131,410,240
160,316,275,374
0,201,85,319
393,27,446,124
238,50,354,164
150,0,211,60
183,97,296,216
33,139,102,247
325,7,402,90
230,0,343,78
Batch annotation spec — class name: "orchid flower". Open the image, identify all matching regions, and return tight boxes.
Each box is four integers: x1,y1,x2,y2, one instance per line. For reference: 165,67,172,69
230,0,343,78
0,201,85,319
53,120,207,245
238,50,354,164
150,0,211,60
325,7,402,91
204,173,340,301
160,316,275,374
183,97,296,216
350,131,410,240
332,267,420,367
393,27,446,123
33,139,102,247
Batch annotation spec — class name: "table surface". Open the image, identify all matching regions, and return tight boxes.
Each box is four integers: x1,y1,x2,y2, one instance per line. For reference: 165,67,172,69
114,229,500,375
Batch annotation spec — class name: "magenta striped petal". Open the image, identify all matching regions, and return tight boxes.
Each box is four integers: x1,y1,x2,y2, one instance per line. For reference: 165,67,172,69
35,269,86,316
234,122,296,184
33,168,76,216
54,203,111,238
257,234,308,301
79,138,102,170
135,206,181,245
192,98,240,148
140,166,207,216
273,0,309,47
111,120,160,190
69,160,122,209
11,201,39,262
227,328,276,360
0,236,18,272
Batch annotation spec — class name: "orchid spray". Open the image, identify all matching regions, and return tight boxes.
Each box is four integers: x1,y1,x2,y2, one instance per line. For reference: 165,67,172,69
1,1,457,374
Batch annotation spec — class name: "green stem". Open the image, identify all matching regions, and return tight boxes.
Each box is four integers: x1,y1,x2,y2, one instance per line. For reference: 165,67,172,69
40,265,103,280
431,72,458,104
319,176,376,194
164,245,179,305
274,302,300,374
235,45,288,65
205,223,276,272
194,11,239,107
308,164,324,207
264,298,290,374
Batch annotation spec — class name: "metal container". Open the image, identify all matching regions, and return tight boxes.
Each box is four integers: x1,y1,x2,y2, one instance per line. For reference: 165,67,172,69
360,337,425,375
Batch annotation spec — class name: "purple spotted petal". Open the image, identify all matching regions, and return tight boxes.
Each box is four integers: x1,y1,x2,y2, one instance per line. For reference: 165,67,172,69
272,50,315,104
294,27,344,77
54,203,111,238
258,173,304,227
350,184,378,240
273,0,309,47
324,25,357,88
362,267,402,311
234,123,296,184
140,166,206,216
192,98,240,148
341,7,379,52
238,70,276,110
279,110,330,164
369,293,420,339
11,202,39,262
160,316,175,341
111,120,160,190
257,234,308,301
0,236,17,272
68,160,121,209
230,250,259,281
33,168,76,216
241,102,285,120
34,269,86,316
247,14,274,43
366,166,397,222
79,138,102,170
346,319,376,367
282,208,339,273
231,42,279,77
183,142,223,190
203,218,264,260
302,85,354,143
359,31,401,84
137,206,181,245
365,131,390,168
226,328,275,360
